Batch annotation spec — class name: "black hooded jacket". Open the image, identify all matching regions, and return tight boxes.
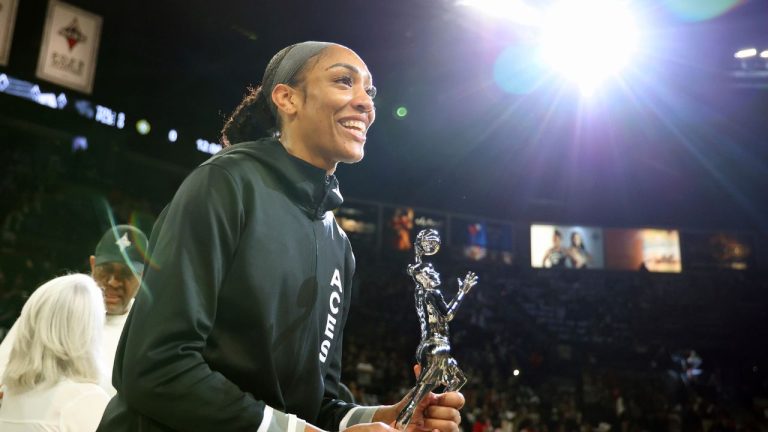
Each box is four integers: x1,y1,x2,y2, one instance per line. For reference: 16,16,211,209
97,138,358,431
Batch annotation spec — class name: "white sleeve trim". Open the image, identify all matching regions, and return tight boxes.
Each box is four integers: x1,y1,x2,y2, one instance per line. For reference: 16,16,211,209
258,405,309,432
292,415,308,432
288,414,307,432
257,405,274,432
339,406,381,430
339,408,356,431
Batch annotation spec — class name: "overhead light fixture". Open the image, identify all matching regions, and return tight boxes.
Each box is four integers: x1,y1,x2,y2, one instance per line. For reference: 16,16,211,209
734,48,757,59
136,119,151,135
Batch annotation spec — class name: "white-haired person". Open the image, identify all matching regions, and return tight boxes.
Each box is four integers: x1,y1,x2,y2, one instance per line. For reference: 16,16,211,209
0,274,109,431
0,225,149,397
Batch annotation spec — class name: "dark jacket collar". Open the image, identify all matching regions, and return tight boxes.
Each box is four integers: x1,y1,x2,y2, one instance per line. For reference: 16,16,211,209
214,137,343,220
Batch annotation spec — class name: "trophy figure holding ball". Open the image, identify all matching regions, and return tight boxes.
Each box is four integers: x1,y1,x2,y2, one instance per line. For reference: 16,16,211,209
396,229,478,430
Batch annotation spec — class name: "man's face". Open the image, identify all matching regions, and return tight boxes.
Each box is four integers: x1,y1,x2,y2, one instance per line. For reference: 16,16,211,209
286,45,376,172
90,257,141,315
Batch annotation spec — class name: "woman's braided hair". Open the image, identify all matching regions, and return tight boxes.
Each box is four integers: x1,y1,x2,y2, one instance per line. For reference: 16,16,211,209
220,43,329,146
220,85,275,146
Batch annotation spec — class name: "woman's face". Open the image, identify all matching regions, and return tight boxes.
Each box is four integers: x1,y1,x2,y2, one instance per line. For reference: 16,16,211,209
572,232,582,247
287,45,376,172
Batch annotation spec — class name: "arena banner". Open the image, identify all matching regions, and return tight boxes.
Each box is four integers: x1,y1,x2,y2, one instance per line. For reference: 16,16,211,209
486,222,515,265
385,206,446,252
530,224,605,269
335,201,379,249
36,0,102,94
0,0,19,65
682,232,753,271
452,219,514,265
451,218,487,261
604,228,682,272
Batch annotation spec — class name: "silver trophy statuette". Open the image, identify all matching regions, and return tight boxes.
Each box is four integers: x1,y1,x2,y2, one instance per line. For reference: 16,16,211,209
396,229,478,430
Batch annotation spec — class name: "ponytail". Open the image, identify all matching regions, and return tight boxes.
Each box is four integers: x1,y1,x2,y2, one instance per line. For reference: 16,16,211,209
220,85,276,147
220,41,333,147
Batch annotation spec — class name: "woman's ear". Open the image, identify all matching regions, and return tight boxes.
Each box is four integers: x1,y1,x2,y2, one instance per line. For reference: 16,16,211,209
272,83,299,116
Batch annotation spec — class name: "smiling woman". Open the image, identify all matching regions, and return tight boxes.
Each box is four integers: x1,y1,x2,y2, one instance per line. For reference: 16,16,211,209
97,41,464,432
221,42,376,174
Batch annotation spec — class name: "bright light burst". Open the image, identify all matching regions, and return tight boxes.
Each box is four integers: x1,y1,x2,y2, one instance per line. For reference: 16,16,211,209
539,0,641,96
455,0,542,26
459,0,644,96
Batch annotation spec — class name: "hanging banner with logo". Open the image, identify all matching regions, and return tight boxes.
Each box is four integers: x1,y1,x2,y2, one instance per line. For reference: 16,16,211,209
36,0,102,94
0,0,19,65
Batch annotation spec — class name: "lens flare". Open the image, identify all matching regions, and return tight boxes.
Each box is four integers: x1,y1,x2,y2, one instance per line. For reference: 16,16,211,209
456,0,542,26
493,44,547,94
662,0,741,22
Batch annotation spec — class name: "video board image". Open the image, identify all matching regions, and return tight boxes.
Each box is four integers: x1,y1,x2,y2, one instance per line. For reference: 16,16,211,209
452,219,515,265
385,207,446,252
530,224,605,269
604,229,682,273
335,202,379,248
683,232,753,271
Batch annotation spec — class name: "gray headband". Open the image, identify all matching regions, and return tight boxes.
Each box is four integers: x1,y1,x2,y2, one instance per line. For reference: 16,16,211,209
262,41,333,117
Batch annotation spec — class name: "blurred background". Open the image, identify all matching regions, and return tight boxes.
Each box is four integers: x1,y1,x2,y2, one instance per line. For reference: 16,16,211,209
1,0,767,431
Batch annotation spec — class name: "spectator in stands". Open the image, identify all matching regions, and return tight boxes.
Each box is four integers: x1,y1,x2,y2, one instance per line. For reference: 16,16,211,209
0,274,109,431
356,354,375,389
472,413,493,432
0,225,148,396
0,270,26,340
87,225,148,395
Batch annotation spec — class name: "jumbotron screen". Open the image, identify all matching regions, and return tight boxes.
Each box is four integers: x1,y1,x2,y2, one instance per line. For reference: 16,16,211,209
452,219,514,264
385,207,446,252
604,229,682,273
683,232,751,271
530,224,605,269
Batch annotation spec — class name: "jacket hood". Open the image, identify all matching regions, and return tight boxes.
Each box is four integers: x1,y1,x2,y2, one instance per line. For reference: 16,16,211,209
210,138,344,220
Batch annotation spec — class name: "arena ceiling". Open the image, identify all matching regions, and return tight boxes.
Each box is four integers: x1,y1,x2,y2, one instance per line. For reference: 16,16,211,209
4,0,768,230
